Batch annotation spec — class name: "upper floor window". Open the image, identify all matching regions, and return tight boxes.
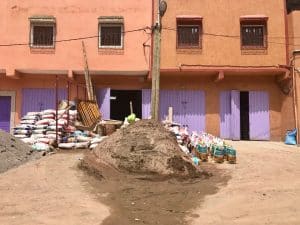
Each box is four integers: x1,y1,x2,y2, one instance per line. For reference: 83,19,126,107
98,16,124,49
29,16,56,48
177,17,202,49
240,19,267,49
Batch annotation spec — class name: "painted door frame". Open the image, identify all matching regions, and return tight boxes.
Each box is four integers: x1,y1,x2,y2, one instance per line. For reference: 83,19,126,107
0,91,16,134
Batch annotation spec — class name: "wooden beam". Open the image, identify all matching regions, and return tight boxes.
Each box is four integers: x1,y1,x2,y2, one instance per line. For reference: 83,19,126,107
214,70,225,82
5,69,21,79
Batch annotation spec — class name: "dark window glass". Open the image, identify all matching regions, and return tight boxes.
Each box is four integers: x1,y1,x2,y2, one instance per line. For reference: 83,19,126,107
177,25,201,47
241,23,266,48
100,25,122,47
32,25,54,46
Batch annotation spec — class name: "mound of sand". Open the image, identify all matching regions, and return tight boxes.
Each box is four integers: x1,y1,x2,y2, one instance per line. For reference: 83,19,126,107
0,130,42,173
81,120,203,179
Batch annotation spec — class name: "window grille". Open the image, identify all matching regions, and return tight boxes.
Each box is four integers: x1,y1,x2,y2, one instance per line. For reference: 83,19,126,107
32,25,54,47
177,19,202,48
241,21,267,49
99,23,123,48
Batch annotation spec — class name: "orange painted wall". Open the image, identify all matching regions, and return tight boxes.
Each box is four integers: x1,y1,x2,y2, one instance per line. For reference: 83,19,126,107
288,11,300,139
159,75,284,141
160,0,287,68
0,0,152,74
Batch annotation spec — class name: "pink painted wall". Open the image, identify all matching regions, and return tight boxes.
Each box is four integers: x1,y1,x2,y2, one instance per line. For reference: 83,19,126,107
0,0,152,75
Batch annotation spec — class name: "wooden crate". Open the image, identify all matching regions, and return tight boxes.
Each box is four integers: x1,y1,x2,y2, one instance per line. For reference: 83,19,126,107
77,100,101,129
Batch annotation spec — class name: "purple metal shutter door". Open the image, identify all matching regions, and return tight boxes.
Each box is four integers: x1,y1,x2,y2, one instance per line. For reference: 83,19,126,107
159,90,181,122
0,96,11,132
181,90,205,132
230,90,241,140
96,88,111,120
22,88,67,116
142,89,151,119
249,91,270,140
160,90,205,133
220,91,231,139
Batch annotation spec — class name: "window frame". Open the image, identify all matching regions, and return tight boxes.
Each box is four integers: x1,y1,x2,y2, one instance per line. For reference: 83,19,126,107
98,23,124,49
30,21,56,49
240,19,268,50
176,18,203,49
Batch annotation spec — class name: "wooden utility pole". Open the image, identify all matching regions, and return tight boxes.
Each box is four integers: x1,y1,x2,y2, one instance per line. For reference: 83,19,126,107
82,41,95,101
151,0,166,120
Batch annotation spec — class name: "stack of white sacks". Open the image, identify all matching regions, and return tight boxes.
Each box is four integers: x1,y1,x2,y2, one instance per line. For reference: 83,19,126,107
14,109,106,151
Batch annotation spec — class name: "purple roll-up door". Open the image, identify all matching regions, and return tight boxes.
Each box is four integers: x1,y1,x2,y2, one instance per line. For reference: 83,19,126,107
249,91,270,140
230,90,241,140
142,89,151,119
0,96,11,132
22,88,67,116
160,90,205,133
96,88,111,120
220,91,231,139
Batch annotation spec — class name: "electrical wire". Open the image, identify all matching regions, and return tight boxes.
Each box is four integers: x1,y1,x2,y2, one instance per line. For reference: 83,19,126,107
1,25,300,48
0,27,151,47
162,27,300,47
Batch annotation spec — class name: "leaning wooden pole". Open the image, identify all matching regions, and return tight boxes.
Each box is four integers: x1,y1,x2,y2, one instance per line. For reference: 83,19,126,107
82,41,95,101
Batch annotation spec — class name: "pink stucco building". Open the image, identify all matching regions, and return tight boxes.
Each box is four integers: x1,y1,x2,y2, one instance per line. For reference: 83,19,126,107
0,0,300,142
0,0,153,130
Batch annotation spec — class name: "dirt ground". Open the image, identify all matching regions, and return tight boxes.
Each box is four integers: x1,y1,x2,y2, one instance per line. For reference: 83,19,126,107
81,157,228,225
0,142,300,225
189,141,300,225
0,151,109,225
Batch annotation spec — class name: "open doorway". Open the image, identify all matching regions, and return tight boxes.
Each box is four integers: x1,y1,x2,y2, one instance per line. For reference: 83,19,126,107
110,90,142,121
240,91,250,140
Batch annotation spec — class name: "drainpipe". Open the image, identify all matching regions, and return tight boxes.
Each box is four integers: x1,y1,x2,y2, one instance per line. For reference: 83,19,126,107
292,50,300,144
283,0,290,65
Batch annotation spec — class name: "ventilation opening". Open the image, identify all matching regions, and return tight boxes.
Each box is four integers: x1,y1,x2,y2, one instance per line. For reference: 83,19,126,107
110,90,142,121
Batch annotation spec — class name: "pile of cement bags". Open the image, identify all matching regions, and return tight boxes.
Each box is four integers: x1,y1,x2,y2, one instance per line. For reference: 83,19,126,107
165,123,237,164
14,109,106,151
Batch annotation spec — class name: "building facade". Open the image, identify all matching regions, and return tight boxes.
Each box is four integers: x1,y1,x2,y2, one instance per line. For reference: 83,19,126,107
0,0,299,141
287,0,300,141
0,0,153,132
148,0,295,141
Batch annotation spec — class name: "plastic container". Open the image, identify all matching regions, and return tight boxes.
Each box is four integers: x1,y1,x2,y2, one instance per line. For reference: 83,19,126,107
285,129,297,145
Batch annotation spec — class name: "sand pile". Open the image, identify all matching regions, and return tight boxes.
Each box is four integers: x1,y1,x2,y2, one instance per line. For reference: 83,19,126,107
0,130,42,173
82,120,203,179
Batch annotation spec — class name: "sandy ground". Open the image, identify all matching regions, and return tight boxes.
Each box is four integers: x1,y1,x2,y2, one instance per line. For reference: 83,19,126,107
0,142,300,225
0,152,109,225
190,141,300,225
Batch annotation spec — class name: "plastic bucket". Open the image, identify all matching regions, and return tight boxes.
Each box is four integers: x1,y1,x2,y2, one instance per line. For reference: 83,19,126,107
214,147,224,163
196,145,208,154
227,148,237,163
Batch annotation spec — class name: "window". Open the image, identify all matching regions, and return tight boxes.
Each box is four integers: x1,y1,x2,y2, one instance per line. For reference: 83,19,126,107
98,16,124,49
177,19,202,48
240,20,267,49
99,24,123,48
29,16,56,48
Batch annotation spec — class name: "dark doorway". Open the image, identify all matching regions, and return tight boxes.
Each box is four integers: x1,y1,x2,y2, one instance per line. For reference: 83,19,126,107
240,91,250,140
110,90,142,121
